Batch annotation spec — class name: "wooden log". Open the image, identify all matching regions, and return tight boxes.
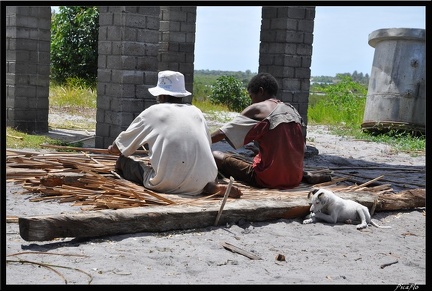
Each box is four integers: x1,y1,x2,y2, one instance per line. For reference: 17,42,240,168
17,189,425,241
378,188,425,211
18,199,308,241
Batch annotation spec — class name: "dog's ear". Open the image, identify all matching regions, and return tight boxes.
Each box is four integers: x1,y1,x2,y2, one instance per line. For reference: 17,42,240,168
307,188,319,199
317,192,325,199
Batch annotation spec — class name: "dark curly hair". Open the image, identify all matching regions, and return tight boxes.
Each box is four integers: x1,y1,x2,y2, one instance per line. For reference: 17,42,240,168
247,73,279,96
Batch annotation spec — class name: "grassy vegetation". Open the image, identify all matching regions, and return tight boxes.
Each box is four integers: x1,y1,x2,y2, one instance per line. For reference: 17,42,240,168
47,78,97,130
6,79,95,149
50,77,97,108
307,76,425,154
6,127,73,149
192,99,230,113
6,75,425,155
330,127,425,155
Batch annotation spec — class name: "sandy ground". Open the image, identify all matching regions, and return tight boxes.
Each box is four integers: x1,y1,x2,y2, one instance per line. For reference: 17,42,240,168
4,125,426,286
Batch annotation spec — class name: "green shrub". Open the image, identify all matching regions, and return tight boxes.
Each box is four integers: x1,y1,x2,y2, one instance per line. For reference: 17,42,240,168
51,6,99,87
209,75,251,112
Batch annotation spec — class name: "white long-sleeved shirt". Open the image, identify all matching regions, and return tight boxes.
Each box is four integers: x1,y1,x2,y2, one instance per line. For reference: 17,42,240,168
114,103,218,195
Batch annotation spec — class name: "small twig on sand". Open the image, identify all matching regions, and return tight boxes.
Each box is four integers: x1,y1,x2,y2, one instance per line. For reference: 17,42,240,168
6,252,93,284
380,260,398,269
220,241,262,260
7,251,89,258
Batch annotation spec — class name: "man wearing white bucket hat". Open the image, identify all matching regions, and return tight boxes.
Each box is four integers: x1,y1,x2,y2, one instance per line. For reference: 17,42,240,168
107,70,242,198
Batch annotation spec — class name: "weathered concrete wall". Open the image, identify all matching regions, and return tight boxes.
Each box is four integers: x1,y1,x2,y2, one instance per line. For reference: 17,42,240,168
5,6,51,133
95,6,161,148
95,6,197,148
158,6,196,105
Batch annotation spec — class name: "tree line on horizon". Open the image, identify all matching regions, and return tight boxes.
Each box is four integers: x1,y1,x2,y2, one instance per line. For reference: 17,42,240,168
194,70,370,86
50,7,369,88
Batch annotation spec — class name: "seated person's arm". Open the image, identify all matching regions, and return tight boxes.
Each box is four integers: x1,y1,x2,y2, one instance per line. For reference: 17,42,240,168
107,143,121,155
211,129,226,144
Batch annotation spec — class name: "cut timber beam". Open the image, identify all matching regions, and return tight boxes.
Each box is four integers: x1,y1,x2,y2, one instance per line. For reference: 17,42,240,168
18,189,424,241
19,199,310,241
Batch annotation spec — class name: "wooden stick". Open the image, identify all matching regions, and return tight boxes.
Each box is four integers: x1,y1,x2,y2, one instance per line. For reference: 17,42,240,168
82,151,102,164
214,176,234,226
368,183,392,191
71,135,95,143
40,144,148,155
370,198,378,216
350,175,384,191
110,170,123,179
332,171,424,189
6,216,19,223
313,177,348,187
40,144,110,153
329,166,424,172
220,242,262,260
7,133,23,140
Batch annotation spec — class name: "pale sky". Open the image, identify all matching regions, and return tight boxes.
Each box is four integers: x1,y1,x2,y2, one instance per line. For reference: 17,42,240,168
195,5,426,76
51,5,426,77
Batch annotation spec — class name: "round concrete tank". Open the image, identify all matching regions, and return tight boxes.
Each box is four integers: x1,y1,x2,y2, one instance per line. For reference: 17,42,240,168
361,28,425,134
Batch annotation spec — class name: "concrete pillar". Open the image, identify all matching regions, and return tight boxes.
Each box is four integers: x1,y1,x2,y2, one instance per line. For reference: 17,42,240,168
362,28,426,134
5,6,51,133
4,5,316,147
96,6,160,148
158,6,196,104
259,6,315,139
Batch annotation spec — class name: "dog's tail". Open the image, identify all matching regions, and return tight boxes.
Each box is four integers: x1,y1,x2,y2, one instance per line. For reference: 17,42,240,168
370,220,391,228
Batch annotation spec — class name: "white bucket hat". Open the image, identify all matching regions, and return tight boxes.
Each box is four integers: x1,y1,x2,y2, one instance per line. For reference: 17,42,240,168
148,70,191,97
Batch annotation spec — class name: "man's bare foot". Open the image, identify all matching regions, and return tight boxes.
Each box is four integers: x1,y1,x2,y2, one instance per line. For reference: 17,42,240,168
215,185,243,198
202,182,243,198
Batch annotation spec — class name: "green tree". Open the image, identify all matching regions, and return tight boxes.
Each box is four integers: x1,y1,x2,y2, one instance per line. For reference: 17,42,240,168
50,6,99,87
209,75,251,112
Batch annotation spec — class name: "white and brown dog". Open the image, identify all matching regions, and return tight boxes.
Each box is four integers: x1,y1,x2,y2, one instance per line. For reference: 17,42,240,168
302,188,391,229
